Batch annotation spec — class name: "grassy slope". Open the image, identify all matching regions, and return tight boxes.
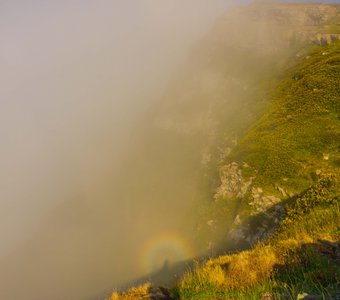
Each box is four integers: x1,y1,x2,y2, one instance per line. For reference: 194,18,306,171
228,43,340,191
108,42,340,300
178,178,339,299
177,42,340,300
212,42,340,239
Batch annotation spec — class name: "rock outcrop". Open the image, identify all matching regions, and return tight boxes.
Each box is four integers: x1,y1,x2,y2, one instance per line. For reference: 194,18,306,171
214,162,254,200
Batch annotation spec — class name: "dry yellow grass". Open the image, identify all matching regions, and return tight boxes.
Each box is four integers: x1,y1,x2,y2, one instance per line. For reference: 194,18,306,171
180,244,280,291
108,283,151,300
179,201,340,297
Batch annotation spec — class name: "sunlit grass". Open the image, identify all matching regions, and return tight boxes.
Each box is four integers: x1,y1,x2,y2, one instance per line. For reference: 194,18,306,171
178,190,339,299
108,283,151,300
107,28,340,300
177,41,340,299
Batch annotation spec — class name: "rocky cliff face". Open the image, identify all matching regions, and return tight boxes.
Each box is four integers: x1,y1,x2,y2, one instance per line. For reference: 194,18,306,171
217,3,340,46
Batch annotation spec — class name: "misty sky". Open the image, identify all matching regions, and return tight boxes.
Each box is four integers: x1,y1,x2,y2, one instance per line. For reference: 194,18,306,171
1,1,339,299
0,0,241,259
1,0,339,258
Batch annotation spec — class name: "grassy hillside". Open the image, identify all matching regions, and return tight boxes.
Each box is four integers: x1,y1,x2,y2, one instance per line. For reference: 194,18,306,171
104,2,340,299
178,179,339,299
108,40,340,300
176,41,340,300
229,43,339,190
219,41,340,245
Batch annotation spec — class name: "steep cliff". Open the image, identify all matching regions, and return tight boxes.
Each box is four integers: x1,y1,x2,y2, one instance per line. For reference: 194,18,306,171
109,2,340,300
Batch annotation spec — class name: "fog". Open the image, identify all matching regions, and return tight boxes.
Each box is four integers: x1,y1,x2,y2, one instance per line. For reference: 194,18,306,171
0,0,234,255
2,0,323,299
0,1,238,299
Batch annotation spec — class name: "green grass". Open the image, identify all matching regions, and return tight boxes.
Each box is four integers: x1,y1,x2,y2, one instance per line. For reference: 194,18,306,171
221,42,340,226
177,42,340,299
106,19,340,300
177,177,340,300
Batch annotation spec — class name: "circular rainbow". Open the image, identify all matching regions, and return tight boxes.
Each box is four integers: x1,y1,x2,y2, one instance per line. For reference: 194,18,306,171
140,232,194,273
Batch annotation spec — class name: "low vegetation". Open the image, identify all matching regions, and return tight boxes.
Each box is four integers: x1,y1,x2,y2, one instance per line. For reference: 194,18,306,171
178,175,339,299
228,42,340,192
107,29,340,300
176,41,340,300
176,40,340,299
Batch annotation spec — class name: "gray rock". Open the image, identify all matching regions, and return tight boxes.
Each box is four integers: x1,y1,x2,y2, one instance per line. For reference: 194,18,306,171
249,188,281,213
214,162,254,200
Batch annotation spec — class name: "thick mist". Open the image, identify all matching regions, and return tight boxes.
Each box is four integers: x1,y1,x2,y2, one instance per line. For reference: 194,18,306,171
2,0,326,299
0,1,236,300
0,0,232,256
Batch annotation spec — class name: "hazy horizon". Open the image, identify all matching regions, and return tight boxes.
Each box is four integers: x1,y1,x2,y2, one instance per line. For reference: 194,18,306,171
0,0,235,259
1,1,337,299
1,1,242,300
